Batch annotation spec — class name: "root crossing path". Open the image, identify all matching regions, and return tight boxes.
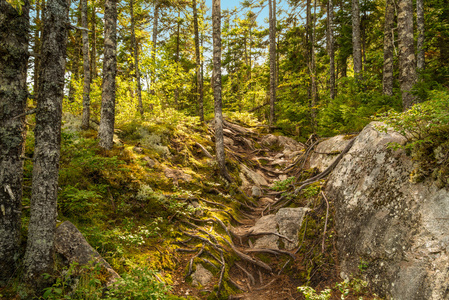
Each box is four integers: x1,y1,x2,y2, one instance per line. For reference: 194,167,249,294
172,120,343,300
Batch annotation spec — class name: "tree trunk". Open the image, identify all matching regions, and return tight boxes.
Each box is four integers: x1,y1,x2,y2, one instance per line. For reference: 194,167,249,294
383,0,395,96
130,0,143,116
310,0,317,130
193,0,204,122
98,0,117,149
212,0,231,182
33,0,41,98
23,0,69,291
150,0,159,95
268,0,276,127
90,0,97,79
352,0,362,77
81,0,91,130
174,10,180,107
327,0,335,99
416,0,424,70
68,17,81,103
0,0,29,285
397,0,417,110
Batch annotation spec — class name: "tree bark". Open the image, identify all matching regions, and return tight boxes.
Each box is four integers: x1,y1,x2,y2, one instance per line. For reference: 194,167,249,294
397,0,417,110
150,0,159,95
193,0,204,122
81,0,91,129
23,0,70,291
310,0,318,131
33,0,41,99
352,0,362,78
327,0,335,99
68,12,81,103
98,0,117,149
383,0,395,96
174,10,180,107
268,0,276,127
0,0,29,285
416,0,424,70
212,0,231,182
90,0,97,79
130,0,143,116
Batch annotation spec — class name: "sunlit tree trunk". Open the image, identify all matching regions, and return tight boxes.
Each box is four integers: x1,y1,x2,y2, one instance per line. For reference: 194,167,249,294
383,0,395,96
81,0,91,129
416,0,425,70
212,0,231,182
268,0,276,127
0,0,29,285
193,0,204,121
327,0,335,99
68,8,81,103
90,0,97,79
150,0,159,95
98,0,117,149
352,0,362,78
397,0,417,110
310,0,317,130
23,0,70,292
33,0,41,98
174,10,180,107
130,0,143,116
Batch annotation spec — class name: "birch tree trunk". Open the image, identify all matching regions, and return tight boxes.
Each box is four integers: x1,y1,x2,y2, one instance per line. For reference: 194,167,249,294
416,0,425,70
212,0,231,182
327,0,335,99
81,0,91,129
397,0,417,110
352,0,362,77
130,0,143,116
23,0,70,291
193,0,204,122
383,0,395,96
268,0,276,127
98,0,117,149
0,0,29,285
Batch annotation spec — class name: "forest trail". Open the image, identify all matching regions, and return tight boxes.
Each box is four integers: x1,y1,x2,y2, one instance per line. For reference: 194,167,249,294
171,120,330,300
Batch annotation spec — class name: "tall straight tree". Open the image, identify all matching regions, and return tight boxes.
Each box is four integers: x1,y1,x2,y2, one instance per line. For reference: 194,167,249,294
81,0,91,129
310,0,318,129
33,0,42,97
212,0,231,182
268,0,276,126
150,0,159,95
352,0,362,77
0,0,29,285
23,0,70,291
327,0,335,99
130,0,143,116
416,0,424,70
90,0,97,79
193,0,204,122
98,0,117,149
397,0,417,110
383,0,394,96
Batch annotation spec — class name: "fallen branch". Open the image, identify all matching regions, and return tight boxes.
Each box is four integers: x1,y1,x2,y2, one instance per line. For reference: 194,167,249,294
235,229,294,244
244,248,295,260
195,142,213,158
253,278,277,291
321,191,330,253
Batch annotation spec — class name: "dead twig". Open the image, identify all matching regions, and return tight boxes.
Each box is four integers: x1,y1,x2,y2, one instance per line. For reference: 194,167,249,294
321,191,330,253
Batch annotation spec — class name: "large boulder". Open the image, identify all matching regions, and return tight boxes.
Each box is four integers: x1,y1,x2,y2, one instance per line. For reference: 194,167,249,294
309,135,352,172
55,221,120,285
325,122,449,299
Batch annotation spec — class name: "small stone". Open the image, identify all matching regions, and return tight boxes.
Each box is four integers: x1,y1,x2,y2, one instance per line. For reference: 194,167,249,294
191,264,213,287
252,186,262,197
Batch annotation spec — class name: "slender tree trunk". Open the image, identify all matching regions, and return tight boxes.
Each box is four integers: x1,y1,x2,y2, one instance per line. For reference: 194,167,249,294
193,0,204,121
352,0,362,77
310,0,317,130
327,0,335,99
383,0,395,96
90,0,97,79
416,0,424,70
98,0,117,149
268,0,276,127
174,10,180,107
397,0,417,110
23,0,70,292
130,0,143,116
150,0,159,95
306,0,312,105
81,0,91,129
212,0,231,182
68,19,81,103
33,0,41,98
0,0,29,285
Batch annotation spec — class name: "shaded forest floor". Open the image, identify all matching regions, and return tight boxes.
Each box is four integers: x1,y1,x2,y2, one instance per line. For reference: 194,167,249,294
3,111,378,299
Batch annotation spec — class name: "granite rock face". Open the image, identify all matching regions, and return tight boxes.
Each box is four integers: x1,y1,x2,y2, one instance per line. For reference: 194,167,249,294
324,122,449,300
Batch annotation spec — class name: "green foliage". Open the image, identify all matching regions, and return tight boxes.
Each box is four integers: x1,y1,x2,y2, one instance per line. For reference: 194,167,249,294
297,286,331,300
270,176,295,191
377,90,449,187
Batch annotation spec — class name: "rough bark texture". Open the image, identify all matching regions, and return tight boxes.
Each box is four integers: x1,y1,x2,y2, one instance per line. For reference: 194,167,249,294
81,0,91,129
90,0,97,79
174,10,180,107
150,0,159,95
327,0,335,99
416,0,424,70
310,0,317,130
212,0,230,182
0,0,29,285
23,0,70,291
130,0,143,116
268,0,276,127
193,0,204,122
383,0,395,96
352,0,362,77
98,0,117,149
397,0,417,111
33,0,41,97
